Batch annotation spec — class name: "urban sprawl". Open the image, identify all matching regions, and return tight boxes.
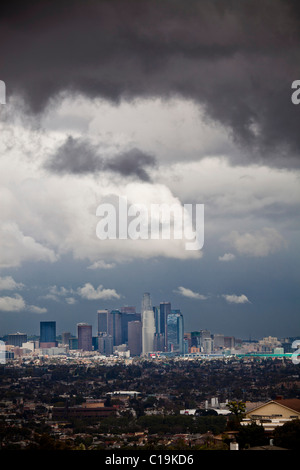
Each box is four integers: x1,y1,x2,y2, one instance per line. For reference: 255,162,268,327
0,292,299,451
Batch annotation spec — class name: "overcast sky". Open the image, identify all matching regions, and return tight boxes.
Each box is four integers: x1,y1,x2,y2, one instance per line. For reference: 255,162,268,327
0,0,299,340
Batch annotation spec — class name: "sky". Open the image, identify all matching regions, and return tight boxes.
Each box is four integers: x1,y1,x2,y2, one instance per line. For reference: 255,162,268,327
0,0,299,340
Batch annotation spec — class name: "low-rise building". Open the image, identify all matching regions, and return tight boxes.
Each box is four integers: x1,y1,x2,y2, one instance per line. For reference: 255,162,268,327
52,400,116,419
241,398,300,432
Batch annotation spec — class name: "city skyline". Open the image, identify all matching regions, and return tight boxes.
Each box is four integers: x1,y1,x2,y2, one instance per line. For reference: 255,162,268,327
0,275,298,340
0,0,299,342
1,294,297,348
2,312,296,365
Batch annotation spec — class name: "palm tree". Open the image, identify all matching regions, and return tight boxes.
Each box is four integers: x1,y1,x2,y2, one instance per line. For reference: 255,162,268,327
226,400,246,430
226,400,246,417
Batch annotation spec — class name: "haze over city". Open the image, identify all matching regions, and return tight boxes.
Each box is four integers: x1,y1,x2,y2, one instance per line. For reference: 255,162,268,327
0,0,299,342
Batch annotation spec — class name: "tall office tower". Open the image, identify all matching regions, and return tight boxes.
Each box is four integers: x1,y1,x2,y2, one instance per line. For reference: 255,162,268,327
153,332,165,352
153,306,160,334
142,293,152,313
7,333,27,347
224,336,235,349
200,329,211,351
77,323,93,351
175,309,184,354
121,311,141,344
108,309,122,346
159,302,171,351
191,331,201,348
141,293,155,355
121,306,137,343
184,333,192,350
213,334,225,350
98,333,113,356
142,309,155,355
203,336,213,354
167,310,184,353
61,332,71,345
97,310,109,334
128,321,142,356
167,314,177,352
40,321,57,348
92,336,98,351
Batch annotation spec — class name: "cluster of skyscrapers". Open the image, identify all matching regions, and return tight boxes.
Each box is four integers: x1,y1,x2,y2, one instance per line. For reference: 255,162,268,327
97,293,184,356
33,292,185,357
4,291,249,360
4,306,290,360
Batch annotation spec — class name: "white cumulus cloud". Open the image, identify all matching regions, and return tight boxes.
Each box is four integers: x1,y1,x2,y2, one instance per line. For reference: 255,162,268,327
27,305,47,314
0,294,26,312
218,253,236,262
0,222,58,268
0,276,24,290
223,294,250,304
225,228,285,257
77,283,121,300
87,260,116,270
0,294,47,314
174,286,207,300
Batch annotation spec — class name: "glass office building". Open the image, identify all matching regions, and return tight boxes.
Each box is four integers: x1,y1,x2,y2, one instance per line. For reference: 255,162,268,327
159,302,171,351
40,321,57,348
167,310,184,353
77,323,93,351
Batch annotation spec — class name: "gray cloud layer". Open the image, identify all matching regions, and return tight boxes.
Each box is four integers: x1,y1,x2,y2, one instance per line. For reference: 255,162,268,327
45,136,156,181
1,0,300,167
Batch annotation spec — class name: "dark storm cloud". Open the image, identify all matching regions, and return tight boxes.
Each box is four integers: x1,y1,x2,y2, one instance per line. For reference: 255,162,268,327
2,0,300,167
45,137,100,174
45,136,156,181
105,148,157,182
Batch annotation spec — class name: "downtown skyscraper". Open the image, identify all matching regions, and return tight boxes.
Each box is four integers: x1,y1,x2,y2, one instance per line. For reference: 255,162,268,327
159,302,171,352
77,323,92,351
128,320,142,356
167,309,184,354
39,321,57,349
141,293,155,355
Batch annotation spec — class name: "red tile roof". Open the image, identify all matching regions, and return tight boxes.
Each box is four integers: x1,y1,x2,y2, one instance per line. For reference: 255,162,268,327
274,399,300,413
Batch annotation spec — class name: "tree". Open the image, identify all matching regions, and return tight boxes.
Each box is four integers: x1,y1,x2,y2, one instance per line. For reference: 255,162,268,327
273,419,300,450
226,400,246,417
236,422,267,449
226,401,246,430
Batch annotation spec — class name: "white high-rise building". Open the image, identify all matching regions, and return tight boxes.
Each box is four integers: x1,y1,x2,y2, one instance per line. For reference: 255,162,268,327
142,292,152,313
141,293,155,355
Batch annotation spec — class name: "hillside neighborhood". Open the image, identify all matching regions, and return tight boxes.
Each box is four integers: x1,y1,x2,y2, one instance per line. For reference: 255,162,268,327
0,355,299,450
